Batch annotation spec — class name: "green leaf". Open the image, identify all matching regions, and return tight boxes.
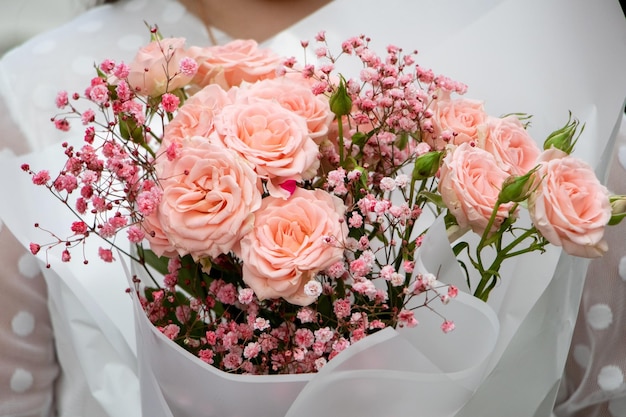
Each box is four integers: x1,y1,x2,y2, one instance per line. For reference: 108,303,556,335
141,248,170,276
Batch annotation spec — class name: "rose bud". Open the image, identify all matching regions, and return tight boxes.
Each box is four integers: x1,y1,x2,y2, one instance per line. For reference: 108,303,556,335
412,151,443,180
608,195,626,225
329,76,352,117
543,113,583,154
498,166,539,204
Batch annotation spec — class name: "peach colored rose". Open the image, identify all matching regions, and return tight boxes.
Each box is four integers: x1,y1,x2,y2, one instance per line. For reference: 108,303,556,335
161,84,232,148
439,143,517,235
189,39,282,89
426,95,489,150
238,188,348,306
127,37,193,97
215,100,320,198
238,77,333,143
142,211,177,258
483,115,540,175
155,137,262,259
528,149,611,258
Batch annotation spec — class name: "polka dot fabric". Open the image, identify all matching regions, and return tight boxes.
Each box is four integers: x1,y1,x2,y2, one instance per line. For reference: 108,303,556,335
0,1,213,415
0,225,58,417
554,115,626,416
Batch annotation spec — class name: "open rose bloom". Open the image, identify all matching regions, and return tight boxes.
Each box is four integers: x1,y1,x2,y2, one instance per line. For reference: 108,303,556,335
21,22,623,416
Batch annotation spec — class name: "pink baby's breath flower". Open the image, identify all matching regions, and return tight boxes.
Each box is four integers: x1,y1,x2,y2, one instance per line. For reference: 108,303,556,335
223,352,243,370
297,307,316,324
61,250,71,262
314,357,327,371
333,298,351,320
331,337,350,355
198,349,214,364
53,174,78,193
98,247,114,263
115,80,132,101
254,317,271,331
303,280,323,298
314,31,326,42
114,61,130,79
415,142,431,156
99,59,116,74
379,177,396,192
29,243,41,255
348,212,363,229
54,118,70,131
352,279,377,299
89,84,109,104
55,91,69,108
216,283,237,305
161,93,180,113
294,328,315,348
178,57,198,77
161,324,180,340
32,170,50,185
127,226,145,243
314,327,333,344
402,261,415,274
243,342,261,359
238,288,255,305
398,310,418,328
81,109,96,125
71,221,88,235
447,285,459,298
380,265,395,280
441,320,455,333
390,272,404,287
326,261,346,279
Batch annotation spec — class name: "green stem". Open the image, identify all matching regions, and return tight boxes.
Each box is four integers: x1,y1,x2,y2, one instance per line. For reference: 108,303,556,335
337,115,345,166
473,227,538,301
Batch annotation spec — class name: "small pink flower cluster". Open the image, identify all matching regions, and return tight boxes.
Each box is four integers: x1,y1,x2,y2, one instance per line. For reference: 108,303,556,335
27,27,621,374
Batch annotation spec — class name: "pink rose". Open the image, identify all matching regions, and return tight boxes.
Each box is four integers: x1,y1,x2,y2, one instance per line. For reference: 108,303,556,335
426,95,489,150
439,143,517,235
127,37,193,97
215,100,320,198
483,115,541,175
189,39,282,89
161,84,232,148
154,137,262,259
238,188,348,306
528,149,611,258
238,77,333,143
142,211,177,258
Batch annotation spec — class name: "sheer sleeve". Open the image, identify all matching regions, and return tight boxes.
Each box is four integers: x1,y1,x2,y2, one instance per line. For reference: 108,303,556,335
554,113,626,417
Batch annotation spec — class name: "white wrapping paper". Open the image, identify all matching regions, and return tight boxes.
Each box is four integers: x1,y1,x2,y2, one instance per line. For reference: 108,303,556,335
0,0,625,416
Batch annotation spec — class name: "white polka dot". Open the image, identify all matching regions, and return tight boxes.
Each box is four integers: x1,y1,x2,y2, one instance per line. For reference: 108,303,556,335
117,34,145,52
18,253,41,279
598,365,624,391
12,311,35,337
573,344,591,368
618,145,626,170
609,396,626,417
32,83,57,111
123,0,148,12
32,39,57,55
619,256,626,282
72,56,97,76
76,19,104,33
10,369,33,393
587,303,613,330
161,2,187,23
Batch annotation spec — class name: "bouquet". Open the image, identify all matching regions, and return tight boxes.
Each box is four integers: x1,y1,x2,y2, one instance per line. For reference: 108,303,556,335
23,23,625,395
